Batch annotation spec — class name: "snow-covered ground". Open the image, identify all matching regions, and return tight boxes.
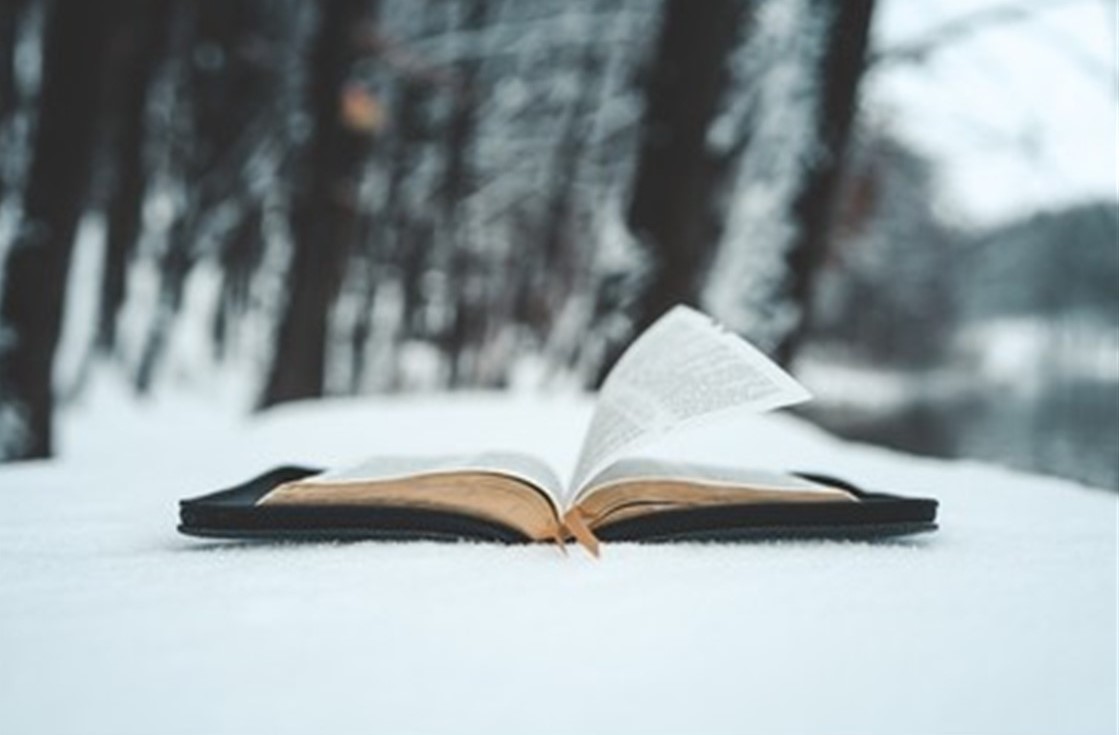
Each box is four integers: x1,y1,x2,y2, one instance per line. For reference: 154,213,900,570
1,382,1116,735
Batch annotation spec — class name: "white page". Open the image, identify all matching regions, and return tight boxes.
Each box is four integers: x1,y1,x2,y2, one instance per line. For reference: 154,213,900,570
306,451,564,512
581,458,840,495
567,305,810,501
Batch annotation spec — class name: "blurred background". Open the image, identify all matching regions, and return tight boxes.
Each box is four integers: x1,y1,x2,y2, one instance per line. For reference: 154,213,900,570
0,0,1115,488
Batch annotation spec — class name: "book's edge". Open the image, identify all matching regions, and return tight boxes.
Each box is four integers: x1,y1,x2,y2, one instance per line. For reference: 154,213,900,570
177,464,938,548
599,520,940,543
178,505,535,544
578,473,858,501
179,466,323,508
266,459,564,516
572,470,859,522
592,495,939,541
258,469,565,543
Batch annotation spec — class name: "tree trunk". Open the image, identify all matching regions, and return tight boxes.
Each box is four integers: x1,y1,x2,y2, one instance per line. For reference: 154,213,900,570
259,0,378,408
441,0,488,387
96,0,172,353
212,203,264,359
590,0,745,385
625,0,746,335
773,0,875,366
0,1,111,459
349,76,427,390
0,0,29,204
135,0,276,392
0,0,26,124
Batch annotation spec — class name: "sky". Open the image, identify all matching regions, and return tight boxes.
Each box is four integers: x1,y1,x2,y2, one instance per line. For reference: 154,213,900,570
872,0,1117,226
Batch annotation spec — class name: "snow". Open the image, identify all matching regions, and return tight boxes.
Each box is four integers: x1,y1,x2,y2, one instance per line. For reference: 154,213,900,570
1,383,1116,735
704,0,828,346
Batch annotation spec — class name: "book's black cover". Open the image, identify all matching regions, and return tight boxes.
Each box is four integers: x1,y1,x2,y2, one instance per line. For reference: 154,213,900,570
178,467,938,544
179,466,531,543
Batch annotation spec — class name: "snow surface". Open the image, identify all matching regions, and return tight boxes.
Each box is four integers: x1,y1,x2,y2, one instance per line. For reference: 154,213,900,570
1,384,1116,735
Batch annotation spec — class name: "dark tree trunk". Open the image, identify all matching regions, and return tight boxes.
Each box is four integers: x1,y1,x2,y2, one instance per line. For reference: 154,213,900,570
625,0,746,334
0,0,29,204
442,0,488,387
135,0,274,392
438,3,486,227
392,84,432,339
0,1,111,459
0,0,26,123
96,0,172,353
589,0,745,385
212,203,264,359
774,0,875,366
259,0,378,408
349,76,427,390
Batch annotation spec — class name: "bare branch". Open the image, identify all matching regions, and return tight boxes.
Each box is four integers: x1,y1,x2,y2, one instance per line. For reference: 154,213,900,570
871,0,1084,68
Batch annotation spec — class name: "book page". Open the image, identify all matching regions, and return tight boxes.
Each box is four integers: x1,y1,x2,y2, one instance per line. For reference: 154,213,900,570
581,458,844,496
308,451,564,510
567,306,810,501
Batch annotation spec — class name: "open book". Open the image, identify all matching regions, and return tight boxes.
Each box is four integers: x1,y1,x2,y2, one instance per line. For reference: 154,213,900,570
179,307,938,553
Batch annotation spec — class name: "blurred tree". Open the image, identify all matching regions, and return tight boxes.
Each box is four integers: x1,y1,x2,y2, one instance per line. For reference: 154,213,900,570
259,0,379,407
441,0,491,387
805,130,960,367
773,0,875,365
135,0,279,392
964,202,1119,323
0,0,887,457
95,0,172,353
0,0,111,458
348,60,432,391
626,0,746,336
0,0,23,123
0,0,29,208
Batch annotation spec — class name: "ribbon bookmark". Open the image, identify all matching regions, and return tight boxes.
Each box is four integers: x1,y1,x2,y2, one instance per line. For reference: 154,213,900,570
562,507,601,558
549,528,569,556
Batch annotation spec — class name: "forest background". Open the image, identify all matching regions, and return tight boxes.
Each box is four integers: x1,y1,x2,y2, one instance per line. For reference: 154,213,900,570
0,0,1115,488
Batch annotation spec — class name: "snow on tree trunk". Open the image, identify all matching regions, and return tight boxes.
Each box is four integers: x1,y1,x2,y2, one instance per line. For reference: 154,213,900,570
703,0,874,364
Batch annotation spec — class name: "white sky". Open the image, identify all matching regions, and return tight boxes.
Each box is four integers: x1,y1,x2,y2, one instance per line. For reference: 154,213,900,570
871,0,1118,226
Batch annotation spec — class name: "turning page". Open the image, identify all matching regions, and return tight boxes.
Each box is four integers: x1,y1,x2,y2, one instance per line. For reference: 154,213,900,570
567,305,810,501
